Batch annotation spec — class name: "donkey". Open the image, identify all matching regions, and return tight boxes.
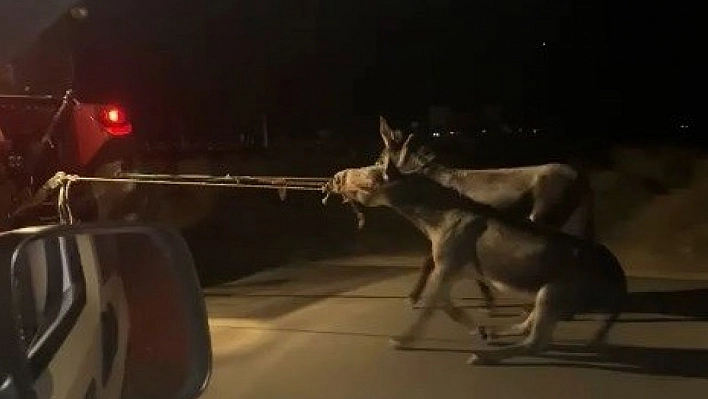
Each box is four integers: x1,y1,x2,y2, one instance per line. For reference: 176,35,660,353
375,117,595,312
325,159,626,364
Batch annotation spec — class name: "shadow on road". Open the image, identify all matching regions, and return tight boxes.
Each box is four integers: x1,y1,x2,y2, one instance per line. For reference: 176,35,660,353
569,288,708,322
622,288,708,320
457,287,708,322
400,343,708,379
526,343,708,379
402,287,708,379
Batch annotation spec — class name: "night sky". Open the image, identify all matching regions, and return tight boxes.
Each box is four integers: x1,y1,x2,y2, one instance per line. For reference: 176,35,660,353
67,0,696,140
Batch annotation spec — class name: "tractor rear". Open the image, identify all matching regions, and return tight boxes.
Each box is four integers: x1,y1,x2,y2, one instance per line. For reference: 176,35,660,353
1,89,136,229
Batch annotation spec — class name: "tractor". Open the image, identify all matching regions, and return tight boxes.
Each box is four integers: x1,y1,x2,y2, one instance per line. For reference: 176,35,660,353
1,3,137,230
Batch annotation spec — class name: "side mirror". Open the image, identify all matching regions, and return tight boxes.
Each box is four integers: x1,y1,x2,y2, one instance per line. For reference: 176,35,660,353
0,374,20,399
0,222,211,399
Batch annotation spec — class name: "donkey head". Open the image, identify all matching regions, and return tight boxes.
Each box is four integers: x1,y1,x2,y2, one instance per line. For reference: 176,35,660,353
327,154,404,207
375,116,436,173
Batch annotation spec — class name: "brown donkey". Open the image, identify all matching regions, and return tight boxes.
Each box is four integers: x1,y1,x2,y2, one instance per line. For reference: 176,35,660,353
325,159,625,364
375,117,595,313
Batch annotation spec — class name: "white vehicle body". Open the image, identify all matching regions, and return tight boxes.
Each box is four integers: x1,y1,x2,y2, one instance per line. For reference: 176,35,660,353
12,230,130,399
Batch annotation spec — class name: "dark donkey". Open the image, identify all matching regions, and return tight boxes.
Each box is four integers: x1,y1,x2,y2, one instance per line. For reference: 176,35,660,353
325,159,626,364
375,117,595,310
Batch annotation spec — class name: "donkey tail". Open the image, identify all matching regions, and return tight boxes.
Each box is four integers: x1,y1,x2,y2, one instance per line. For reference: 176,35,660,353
590,248,627,346
564,170,596,241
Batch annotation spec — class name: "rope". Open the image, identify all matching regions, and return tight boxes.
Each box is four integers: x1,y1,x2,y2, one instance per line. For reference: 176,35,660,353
57,178,74,225
120,172,328,182
63,174,329,191
45,172,332,225
6,171,334,226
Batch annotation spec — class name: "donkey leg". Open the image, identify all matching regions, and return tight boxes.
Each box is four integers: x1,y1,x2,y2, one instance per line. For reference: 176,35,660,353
440,299,483,337
391,267,453,349
468,285,560,364
588,310,620,348
408,255,434,308
477,280,497,315
483,309,536,341
588,290,625,347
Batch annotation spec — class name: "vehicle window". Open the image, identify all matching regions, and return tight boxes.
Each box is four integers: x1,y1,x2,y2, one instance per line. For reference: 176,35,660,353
12,235,86,375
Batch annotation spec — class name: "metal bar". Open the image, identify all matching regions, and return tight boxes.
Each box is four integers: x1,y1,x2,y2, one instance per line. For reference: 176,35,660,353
119,172,329,183
0,94,57,101
116,179,326,187
67,175,326,191
40,89,74,148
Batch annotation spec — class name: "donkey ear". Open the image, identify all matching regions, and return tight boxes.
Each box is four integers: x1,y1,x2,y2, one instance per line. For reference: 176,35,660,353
383,154,403,182
401,133,414,149
379,116,403,148
379,116,394,147
395,133,414,166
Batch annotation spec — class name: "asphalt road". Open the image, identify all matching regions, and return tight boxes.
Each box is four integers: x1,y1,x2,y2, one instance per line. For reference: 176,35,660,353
200,253,708,399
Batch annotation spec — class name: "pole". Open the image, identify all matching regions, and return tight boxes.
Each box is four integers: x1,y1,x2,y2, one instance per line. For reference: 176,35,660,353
262,112,269,149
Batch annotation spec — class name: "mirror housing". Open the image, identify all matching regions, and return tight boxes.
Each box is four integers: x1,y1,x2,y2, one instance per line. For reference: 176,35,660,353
0,374,20,399
0,222,212,399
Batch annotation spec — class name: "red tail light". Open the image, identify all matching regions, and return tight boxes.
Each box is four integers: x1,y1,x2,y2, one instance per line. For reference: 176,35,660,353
97,105,132,136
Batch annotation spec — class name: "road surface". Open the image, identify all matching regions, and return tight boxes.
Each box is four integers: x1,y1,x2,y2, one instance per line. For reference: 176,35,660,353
200,253,708,399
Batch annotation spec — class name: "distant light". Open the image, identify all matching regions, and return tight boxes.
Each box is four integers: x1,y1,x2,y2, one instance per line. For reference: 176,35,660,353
432,132,441,137
481,129,487,134
541,41,547,47
70,7,89,20
449,131,458,135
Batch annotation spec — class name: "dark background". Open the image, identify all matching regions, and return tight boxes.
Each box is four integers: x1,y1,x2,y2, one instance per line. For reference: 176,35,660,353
3,0,700,285
60,0,696,144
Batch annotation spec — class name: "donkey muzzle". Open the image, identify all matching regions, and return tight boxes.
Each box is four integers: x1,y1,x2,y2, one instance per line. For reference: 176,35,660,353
327,171,347,193
322,171,348,205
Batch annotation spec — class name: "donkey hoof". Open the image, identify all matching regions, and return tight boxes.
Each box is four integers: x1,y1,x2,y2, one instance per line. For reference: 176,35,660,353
587,337,609,350
483,307,501,318
466,353,499,365
389,335,413,349
406,297,423,309
471,326,492,341
520,304,534,317
466,354,480,365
